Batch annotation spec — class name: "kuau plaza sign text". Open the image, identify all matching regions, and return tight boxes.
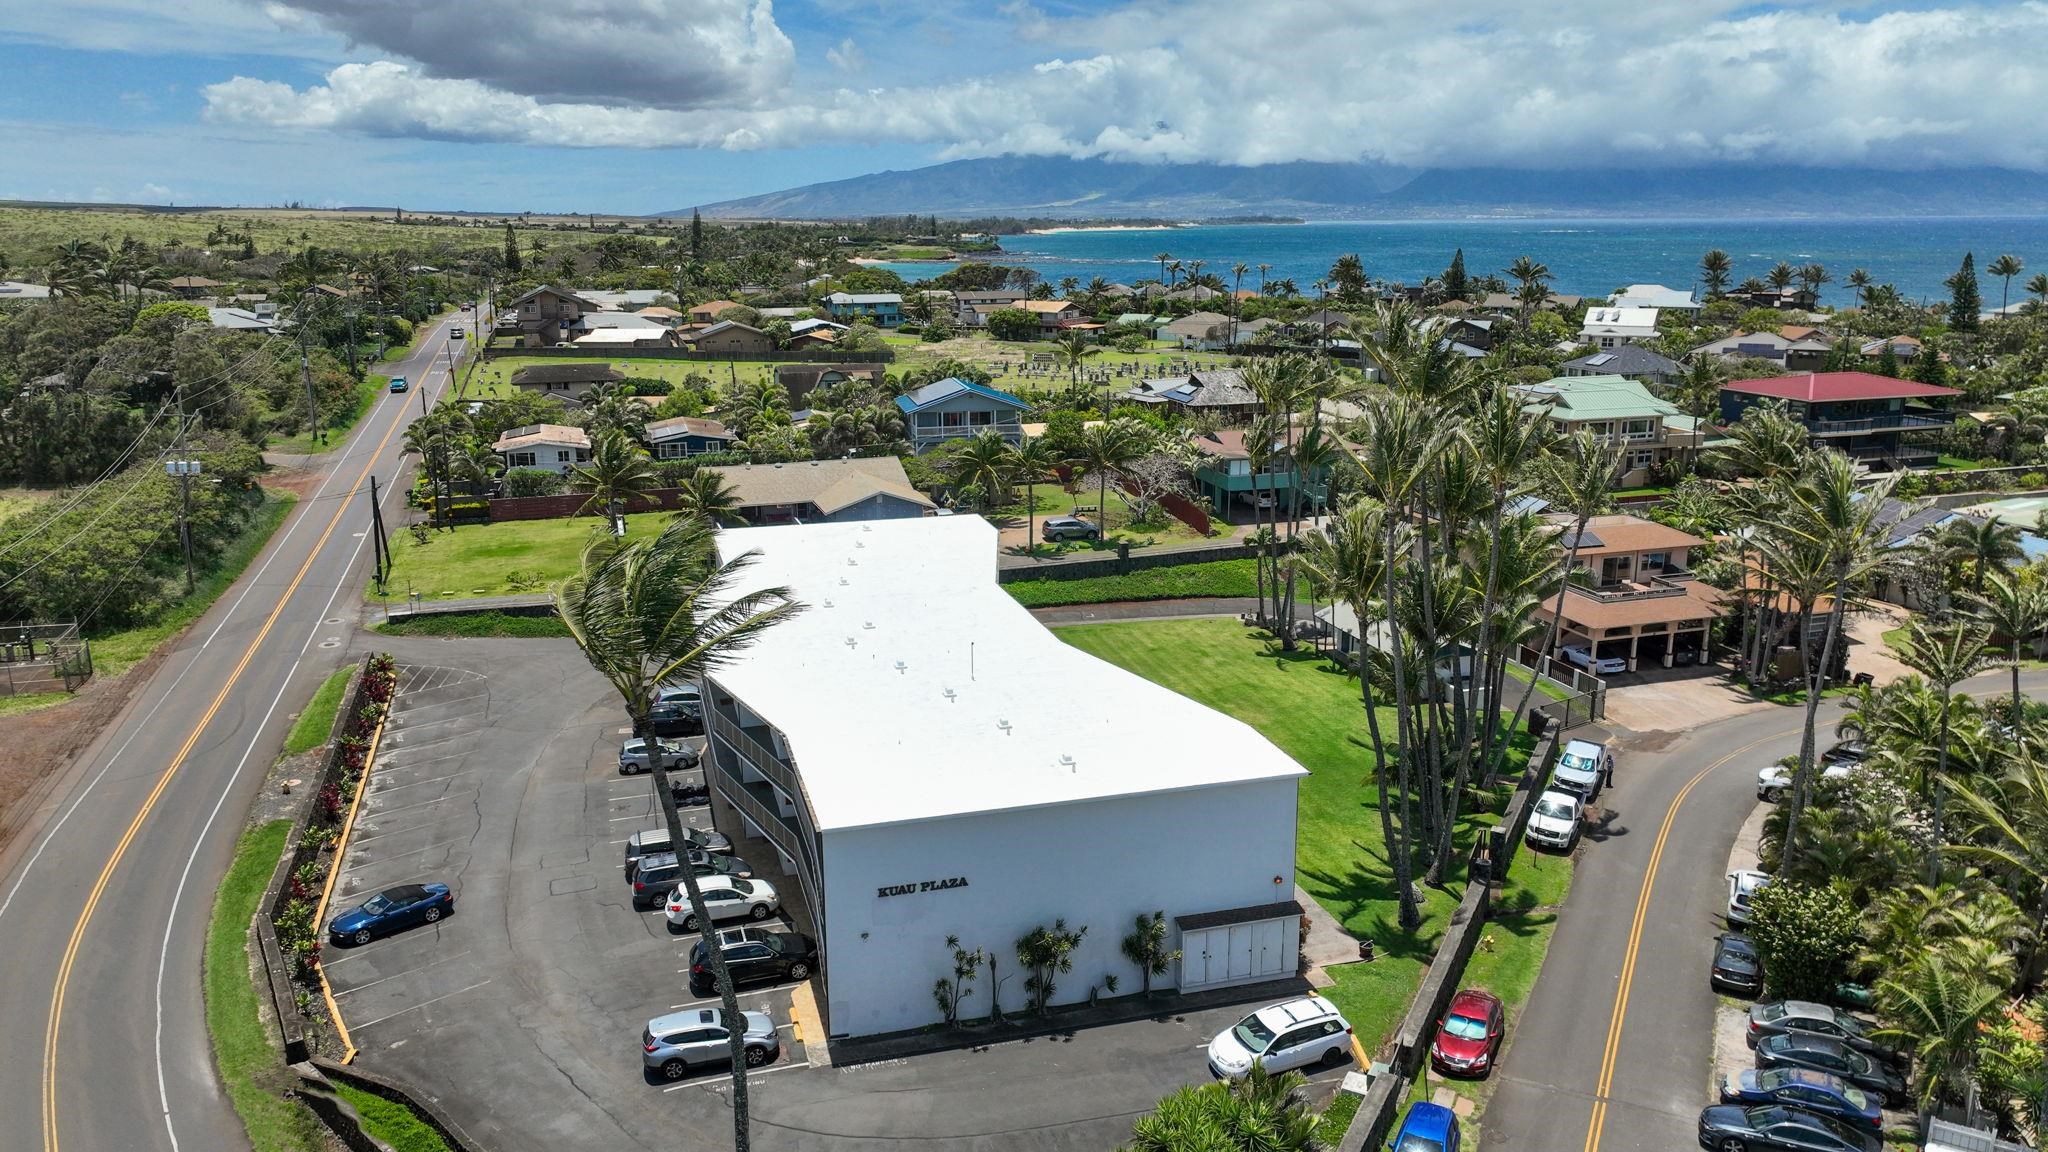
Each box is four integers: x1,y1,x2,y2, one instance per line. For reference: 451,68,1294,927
876,876,970,899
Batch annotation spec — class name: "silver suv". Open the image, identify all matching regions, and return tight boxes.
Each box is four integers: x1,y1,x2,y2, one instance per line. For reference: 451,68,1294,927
641,1007,778,1080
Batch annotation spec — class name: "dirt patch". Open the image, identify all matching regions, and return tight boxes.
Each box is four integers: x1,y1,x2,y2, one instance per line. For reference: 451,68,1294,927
261,468,327,501
1619,729,1682,753
0,645,168,861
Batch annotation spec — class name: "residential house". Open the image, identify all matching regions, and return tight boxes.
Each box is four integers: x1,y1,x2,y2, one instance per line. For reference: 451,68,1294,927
1113,312,1159,329
785,330,838,351
1289,309,1356,340
1097,283,1137,299
1689,326,1834,372
0,280,52,301
166,275,226,297
1439,316,1496,350
1513,375,1702,486
1860,335,1924,362
635,306,686,327
1016,299,1084,334
1719,371,1961,469
1739,285,1818,311
1577,307,1661,349
692,320,776,356
644,416,737,460
569,327,678,350
493,424,592,475
776,363,885,406
1190,428,1328,520
507,285,598,347
707,457,934,523
1560,345,1682,386
1482,291,1584,312
1124,368,1263,423
571,311,668,337
894,377,1030,453
818,292,903,327
1163,285,1226,304
788,318,847,338
508,361,624,403
688,300,743,324
206,307,275,332
1158,311,1234,350
1531,514,1725,672
1234,316,1285,344
572,288,663,310
1609,284,1702,313
952,290,1026,325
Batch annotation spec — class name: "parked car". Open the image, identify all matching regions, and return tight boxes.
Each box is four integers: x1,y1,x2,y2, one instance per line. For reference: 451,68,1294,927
668,776,709,808
1717,1068,1884,1132
329,883,453,946
1205,996,1352,1078
1389,1101,1461,1152
641,1007,778,1080
1711,932,1764,997
624,824,733,863
649,700,704,737
1695,1103,1880,1152
628,848,742,908
618,736,698,775
1524,789,1584,852
1552,738,1609,801
1756,760,1852,802
1042,515,1101,542
1560,644,1627,676
1753,1034,1908,1106
1429,988,1505,1078
1822,740,1869,765
1727,870,1770,925
666,875,780,931
688,926,819,994
1747,1002,1905,1069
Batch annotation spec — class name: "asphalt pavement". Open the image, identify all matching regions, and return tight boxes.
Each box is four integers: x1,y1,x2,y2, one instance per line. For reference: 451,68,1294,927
0,318,466,1152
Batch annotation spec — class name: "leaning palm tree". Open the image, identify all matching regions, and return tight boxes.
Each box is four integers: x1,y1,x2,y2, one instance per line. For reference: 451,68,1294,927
569,430,660,532
944,428,1015,510
1969,572,2048,721
1846,268,1872,309
1988,254,2025,316
1526,429,1619,684
1007,435,1069,554
1075,419,1153,531
671,468,745,527
555,517,801,1152
1895,619,1990,878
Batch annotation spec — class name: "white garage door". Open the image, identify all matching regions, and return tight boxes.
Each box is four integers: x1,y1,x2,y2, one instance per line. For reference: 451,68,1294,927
1179,917,1290,992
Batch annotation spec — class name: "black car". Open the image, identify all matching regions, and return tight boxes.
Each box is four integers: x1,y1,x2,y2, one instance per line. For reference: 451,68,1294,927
1754,1034,1908,1106
1696,1103,1879,1152
1821,740,1869,765
1712,933,1764,997
669,777,709,808
1747,1001,1906,1069
689,927,819,994
649,701,704,738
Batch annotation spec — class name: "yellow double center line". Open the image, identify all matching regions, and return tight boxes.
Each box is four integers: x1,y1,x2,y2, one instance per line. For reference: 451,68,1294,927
1580,727,1796,1152
41,353,431,1152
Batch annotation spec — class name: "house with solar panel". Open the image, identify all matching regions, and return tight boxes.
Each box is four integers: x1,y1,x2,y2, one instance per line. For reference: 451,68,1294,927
1513,374,1703,486
1560,344,1681,386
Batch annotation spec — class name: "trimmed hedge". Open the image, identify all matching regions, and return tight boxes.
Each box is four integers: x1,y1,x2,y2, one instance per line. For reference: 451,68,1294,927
1004,558,1258,607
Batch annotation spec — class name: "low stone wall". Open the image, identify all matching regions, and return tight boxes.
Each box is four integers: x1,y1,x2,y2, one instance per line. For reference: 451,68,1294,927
305,1057,485,1152
995,540,1258,582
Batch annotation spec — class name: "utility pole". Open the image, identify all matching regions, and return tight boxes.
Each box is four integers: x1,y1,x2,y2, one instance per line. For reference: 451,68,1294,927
299,328,322,447
170,383,198,594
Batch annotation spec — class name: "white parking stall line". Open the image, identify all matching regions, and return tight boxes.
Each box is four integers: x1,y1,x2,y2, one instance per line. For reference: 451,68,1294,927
362,787,480,821
332,950,474,997
346,810,475,845
336,833,473,864
390,690,489,714
368,759,474,788
663,1059,811,1091
610,811,659,822
349,979,494,1031
377,712,479,736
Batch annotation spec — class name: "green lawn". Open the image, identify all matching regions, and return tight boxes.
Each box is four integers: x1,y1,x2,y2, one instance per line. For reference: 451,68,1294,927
373,610,570,639
372,511,665,602
464,355,783,400
990,483,1213,554
204,819,329,1152
284,668,352,755
330,1084,453,1152
1059,619,1547,1050
1005,558,1258,607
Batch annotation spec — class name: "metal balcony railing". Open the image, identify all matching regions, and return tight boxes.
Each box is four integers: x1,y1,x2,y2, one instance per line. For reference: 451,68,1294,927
708,710,804,803
1805,413,1953,436
1568,569,1697,603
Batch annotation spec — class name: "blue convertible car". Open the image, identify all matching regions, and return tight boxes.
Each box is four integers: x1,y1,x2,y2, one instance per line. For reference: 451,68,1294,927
329,883,453,945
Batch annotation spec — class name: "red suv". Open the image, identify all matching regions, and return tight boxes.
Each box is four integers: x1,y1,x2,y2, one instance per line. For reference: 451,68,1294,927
1430,988,1505,1077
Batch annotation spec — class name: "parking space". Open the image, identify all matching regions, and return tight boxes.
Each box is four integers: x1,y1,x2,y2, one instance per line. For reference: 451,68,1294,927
332,638,1341,1152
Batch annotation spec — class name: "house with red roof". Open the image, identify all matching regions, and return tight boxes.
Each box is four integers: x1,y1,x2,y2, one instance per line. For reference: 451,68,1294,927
1718,371,1961,470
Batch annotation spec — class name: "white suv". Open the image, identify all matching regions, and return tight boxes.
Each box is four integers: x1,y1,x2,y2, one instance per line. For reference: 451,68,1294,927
1524,789,1583,851
1207,996,1353,1078
1756,760,1853,802
667,876,780,931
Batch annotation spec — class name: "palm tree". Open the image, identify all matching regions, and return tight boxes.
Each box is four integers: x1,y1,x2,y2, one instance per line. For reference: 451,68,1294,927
2028,272,2048,310
1527,428,1619,680
1846,268,1872,308
1874,951,2007,1109
671,469,744,526
449,441,503,499
1988,254,2025,315
1154,252,1172,287
1970,573,2048,720
1257,263,1271,296
1053,329,1100,385
1075,419,1152,532
1767,262,1796,292
1893,618,1989,879
555,517,801,1151
1700,249,1733,298
1007,435,1069,554
944,428,1015,510
1936,516,2024,596
1951,753,2048,968
1506,256,1551,313
569,430,660,531
1229,262,1249,346
1664,359,1725,472
1466,388,1555,789
1121,1064,1323,1152
1798,263,1831,303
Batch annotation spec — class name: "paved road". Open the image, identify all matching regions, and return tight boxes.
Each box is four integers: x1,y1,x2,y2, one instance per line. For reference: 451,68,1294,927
1483,666,2048,1152
0,318,466,1152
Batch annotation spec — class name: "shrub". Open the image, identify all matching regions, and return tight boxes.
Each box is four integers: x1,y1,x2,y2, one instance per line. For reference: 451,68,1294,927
503,468,564,498
1746,880,1861,999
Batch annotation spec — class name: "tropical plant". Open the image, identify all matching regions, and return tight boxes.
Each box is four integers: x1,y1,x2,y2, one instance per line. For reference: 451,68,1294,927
932,934,985,1028
1075,418,1153,530
1008,435,1069,552
1700,249,1733,298
1969,572,2048,719
944,429,1016,510
1988,254,2025,315
1894,618,1990,876
670,468,744,526
1119,911,1181,997
1874,950,2006,1108
1120,1065,1325,1152
1015,919,1087,1016
568,429,660,528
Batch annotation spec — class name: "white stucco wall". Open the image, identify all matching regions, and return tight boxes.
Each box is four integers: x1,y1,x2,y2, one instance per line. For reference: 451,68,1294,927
817,776,1300,1038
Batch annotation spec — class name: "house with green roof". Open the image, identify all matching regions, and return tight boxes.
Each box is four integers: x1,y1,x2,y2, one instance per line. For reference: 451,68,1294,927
1512,374,1703,487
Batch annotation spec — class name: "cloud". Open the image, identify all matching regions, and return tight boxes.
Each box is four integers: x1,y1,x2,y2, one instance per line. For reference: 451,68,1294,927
256,0,795,109
203,0,2048,171
826,38,865,73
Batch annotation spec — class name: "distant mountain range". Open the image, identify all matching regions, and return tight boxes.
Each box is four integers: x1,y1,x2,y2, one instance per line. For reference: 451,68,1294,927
686,156,2048,220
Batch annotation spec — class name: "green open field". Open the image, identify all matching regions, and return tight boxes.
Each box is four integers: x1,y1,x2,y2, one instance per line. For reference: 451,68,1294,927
0,204,656,260
371,510,666,602
1059,618,1561,1054
462,355,780,400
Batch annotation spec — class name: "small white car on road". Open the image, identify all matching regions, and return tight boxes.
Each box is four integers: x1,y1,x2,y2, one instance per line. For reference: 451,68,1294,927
1560,645,1627,676
666,876,780,931
1524,789,1584,852
1206,996,1353,1078
1727,869,1771,925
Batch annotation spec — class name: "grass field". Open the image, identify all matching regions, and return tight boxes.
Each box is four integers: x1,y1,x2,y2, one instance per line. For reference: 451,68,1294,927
372,511,665,602
461,355,781,400
204,819,328,1152
0,204,659,260
373,610,570,639
284,667,352,755
1059,619,1552,1051
329,1084,453,1152
1004,558,1257,607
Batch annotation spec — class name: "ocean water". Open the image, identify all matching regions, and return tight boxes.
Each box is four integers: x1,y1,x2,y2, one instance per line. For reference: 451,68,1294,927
867,218,2048,308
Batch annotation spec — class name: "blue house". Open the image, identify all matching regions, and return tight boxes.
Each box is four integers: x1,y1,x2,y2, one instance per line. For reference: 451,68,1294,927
894,377,1030,454
644,416,737,459
817,291,904,327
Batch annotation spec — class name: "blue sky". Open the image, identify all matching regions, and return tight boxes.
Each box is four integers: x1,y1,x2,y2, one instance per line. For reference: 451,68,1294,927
2,1,2043,214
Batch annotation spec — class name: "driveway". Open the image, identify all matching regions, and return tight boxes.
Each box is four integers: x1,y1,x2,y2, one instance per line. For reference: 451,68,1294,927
342,635,1349,1152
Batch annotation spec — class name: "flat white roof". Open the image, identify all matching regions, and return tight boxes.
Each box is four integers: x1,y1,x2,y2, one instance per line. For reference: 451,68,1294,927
709,517,1307,831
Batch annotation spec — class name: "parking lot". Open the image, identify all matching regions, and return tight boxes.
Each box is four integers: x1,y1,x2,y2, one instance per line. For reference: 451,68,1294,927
327,637,1350,1152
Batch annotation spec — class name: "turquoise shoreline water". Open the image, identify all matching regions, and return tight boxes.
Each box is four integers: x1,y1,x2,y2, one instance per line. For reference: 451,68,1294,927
868,218,2048,309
